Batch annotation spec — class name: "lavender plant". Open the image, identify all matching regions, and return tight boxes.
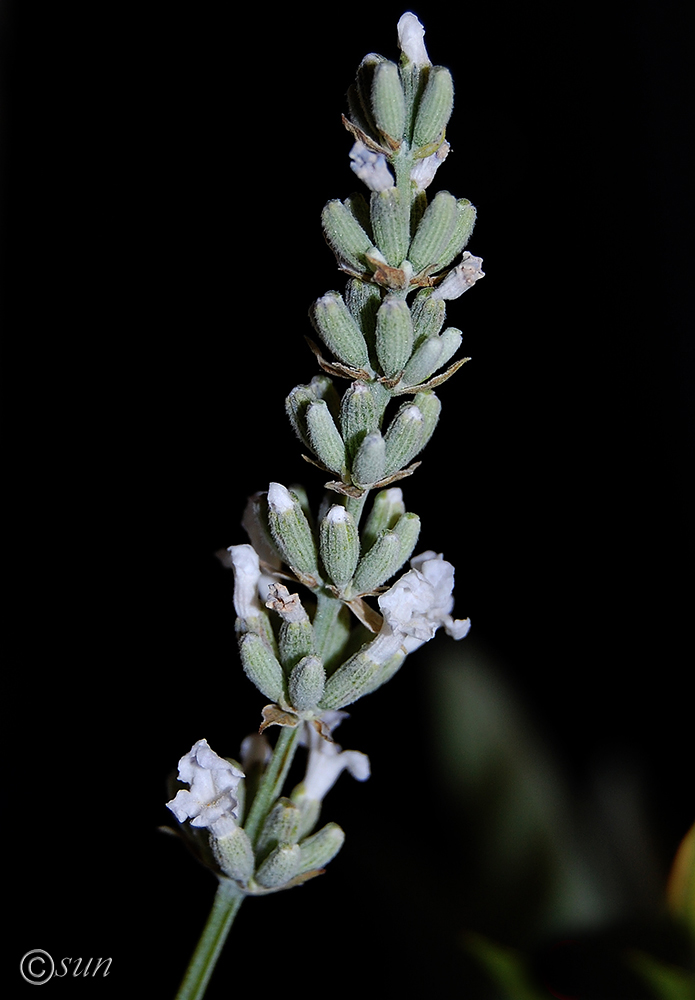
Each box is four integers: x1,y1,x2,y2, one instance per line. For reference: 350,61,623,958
166,14,484,998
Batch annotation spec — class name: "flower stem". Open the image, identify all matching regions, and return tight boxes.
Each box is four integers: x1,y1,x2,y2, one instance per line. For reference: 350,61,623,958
243,723,303,845
175,878,244,1000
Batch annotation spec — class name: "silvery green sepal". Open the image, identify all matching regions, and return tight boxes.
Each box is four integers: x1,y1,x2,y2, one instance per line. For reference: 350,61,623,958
383,401,426,476
375,294,414,378
412,389,441,443
371,59,406,146
433,252,485,300
350,528,402,596
310,291,371,369
347,53,385,144
349,141,394,192
254,844,302,889
288,655,326,712
351,430,386,489
295,823,345,875
321,199,375,277
370,187,409,267
411,288,446,340
213,825,255,882
255,797,301,863
305,399,346,475
319,505,360,591
239,632,287,704
285,375,340,452
267,482,320,587
344,277,381,344
438,199,477,272
361,487,406,550
340,381,379,459
412,66,454,150
400,326,462,389
408,191,460,273
349,509,420,596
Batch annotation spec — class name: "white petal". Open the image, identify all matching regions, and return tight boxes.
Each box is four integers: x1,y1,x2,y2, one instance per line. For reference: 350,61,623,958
432,253,485,301
397,13,430,66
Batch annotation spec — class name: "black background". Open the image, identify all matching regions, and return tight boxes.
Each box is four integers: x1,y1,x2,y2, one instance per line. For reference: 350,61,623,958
4,1,693,996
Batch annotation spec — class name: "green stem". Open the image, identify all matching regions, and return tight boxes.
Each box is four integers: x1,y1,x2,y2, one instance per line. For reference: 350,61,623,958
243,724,303,845
311,588,345,662
175,879,244,1000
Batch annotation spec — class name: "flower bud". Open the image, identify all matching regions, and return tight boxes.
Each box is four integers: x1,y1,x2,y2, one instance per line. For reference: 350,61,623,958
321,198,375,275
413,66,454,149
255,797,301,863
288,655,326,712
351,430,386,489
305,399,346,475
350,529,402,595
296,822,346,877
319,505,360,591
413,389,442,447
411,288,447,341
361,487,405,551
400,326,462,387
254,844,302,889
238,632,287,704
267,482,320,586
383,402,425,476
285,376,340,450
436,199,476,271
408,190,458,273
375,294,414,379
310,291,371,369
340,381,379,459
212,825,255,882
344,277,381,347
371,60,406,145
391,511,422,570
370,187,409,267
319,648,381,711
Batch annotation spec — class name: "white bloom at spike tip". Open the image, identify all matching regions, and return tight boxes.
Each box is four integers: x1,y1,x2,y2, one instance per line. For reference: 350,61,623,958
397,12,430,66
301,711,370,803
167,739,244,839
349,141,395,192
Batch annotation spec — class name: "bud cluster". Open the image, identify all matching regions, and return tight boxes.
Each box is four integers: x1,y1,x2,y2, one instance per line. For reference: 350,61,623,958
167,733,367,895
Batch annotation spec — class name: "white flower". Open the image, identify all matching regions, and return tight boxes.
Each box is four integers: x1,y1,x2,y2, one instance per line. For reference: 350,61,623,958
167,739,244,839
397,12,430,67
300,712,370,803
368,551,470,664
432,252,485,300
227,543,266,620
410,141,450,192
349,141,395,192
